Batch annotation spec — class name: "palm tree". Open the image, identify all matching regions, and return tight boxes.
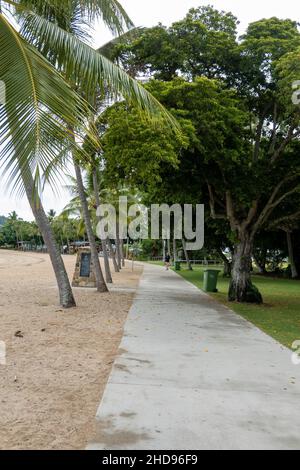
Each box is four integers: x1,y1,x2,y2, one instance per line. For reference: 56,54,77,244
91,163,113,283
63,171,115,280
0,2,91,307
0,0,176,306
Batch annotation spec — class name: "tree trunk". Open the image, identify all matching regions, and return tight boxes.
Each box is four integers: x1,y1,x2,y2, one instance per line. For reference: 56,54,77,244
229,235,263,304
115,221,122,270
107,238,119,273
163,240,166,261
294,231,300,277
182,239,193,271
167,239,171,260
217,248,231,277
173,238,177,264
92,169,113,284
253,253,267,275
23,172,76,308
73,161,108,292
126,238,129,260
120,239,126,267
7,94,75,308
286,231,298,279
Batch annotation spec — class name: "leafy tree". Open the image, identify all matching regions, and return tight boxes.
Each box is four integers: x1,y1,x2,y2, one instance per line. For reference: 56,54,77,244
102,8,300,304
112,6,240,83
0,215,40,247
101,102,187,190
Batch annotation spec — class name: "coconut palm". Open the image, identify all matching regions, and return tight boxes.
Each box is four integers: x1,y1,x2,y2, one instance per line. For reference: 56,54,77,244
63,171,115,278
0,0,176,306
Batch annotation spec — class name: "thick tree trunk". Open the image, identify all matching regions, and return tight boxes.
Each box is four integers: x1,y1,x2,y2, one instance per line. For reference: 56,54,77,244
286,231,298,279
73,161,108,293
182,239,193,271
229,235,262,304
92,169,113,284
23,173,76,308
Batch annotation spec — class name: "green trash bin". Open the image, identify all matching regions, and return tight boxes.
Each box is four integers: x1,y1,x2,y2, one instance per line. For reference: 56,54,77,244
203,269,220,292
175,261,181,271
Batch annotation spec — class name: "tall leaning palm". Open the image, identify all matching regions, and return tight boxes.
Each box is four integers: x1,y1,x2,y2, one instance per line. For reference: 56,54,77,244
0,3,90,308
0,0,176,306
18,0,171,294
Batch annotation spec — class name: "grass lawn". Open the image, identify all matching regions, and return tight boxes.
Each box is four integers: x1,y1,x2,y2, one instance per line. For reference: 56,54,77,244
172,264,300,349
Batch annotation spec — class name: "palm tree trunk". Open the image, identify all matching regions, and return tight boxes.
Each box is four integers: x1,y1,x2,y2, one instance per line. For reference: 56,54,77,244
173,238,177,264
126,238,130,260
8,90,75,308
92,169,113,284
167,239,171,260
73,161,108,293
120,239,126,267
115,221,122,270
23,171,76,308
107,238,119,273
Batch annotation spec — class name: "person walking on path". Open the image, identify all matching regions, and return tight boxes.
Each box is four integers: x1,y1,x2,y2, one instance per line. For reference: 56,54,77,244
164,253,171,270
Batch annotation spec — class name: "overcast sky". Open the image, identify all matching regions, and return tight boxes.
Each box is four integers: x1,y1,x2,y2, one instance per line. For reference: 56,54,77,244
1,0,300,220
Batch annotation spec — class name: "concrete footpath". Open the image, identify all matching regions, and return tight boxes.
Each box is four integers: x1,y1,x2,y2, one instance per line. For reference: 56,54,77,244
87,264,300,450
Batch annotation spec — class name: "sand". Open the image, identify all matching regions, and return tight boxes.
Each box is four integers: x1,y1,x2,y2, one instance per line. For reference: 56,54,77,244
0,250,143,450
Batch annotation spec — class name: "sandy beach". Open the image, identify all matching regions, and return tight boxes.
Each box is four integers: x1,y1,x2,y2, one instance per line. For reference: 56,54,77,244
0,250,143,450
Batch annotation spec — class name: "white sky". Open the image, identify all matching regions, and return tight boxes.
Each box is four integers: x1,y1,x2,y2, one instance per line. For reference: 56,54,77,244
1,0,300,220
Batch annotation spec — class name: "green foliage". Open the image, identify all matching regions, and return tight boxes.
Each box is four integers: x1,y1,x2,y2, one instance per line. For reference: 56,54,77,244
0,213,40,246
112,5,240,82
0,0,176,200
100,102,187,189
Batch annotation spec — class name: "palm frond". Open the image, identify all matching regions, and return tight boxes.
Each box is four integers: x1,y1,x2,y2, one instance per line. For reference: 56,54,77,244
77,0,134,33
13,0,134,35
20,11,178,127
0,12,93,196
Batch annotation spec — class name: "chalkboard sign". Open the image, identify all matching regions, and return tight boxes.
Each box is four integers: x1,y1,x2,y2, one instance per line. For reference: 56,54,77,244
80,252,91,277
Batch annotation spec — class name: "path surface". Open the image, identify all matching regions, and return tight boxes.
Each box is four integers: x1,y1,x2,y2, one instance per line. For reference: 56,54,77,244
87,264,300,450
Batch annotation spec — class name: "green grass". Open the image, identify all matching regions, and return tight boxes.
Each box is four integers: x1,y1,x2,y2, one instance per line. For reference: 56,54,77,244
175,265,300,349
